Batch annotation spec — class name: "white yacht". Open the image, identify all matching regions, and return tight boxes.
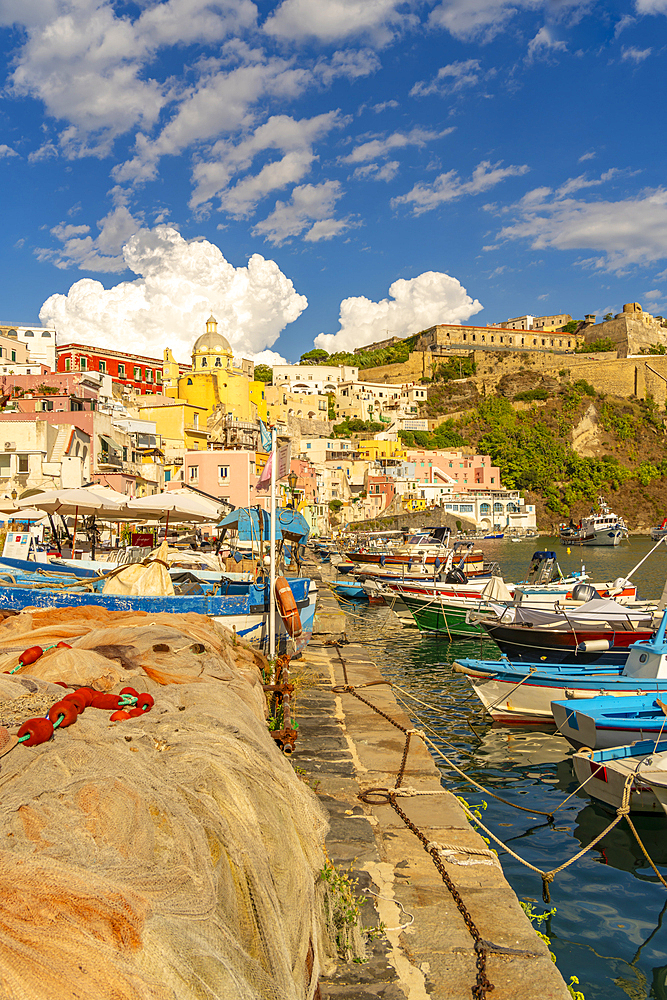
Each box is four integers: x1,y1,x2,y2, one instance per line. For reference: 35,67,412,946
558,497,628,546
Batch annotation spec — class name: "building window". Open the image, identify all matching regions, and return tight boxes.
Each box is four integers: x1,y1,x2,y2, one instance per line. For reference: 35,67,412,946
219,466,229,479
134,367,141,381
65,358,71,371
156,370,162,383
189,466,199,481
118,364,125,377
18,455,28,473
11,350,16,363
193,413,199,429
215,357,221,367
0,455,10,476
98,360,106,373
42,331,51,338
145,369,153,383
480,503,491,514
24,330,34,337
201,357,208,367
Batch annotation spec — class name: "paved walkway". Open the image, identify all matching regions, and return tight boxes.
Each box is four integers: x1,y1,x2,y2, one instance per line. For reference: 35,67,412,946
292,587,570,1000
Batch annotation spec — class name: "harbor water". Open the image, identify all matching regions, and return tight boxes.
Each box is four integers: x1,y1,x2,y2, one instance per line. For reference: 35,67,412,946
334,536,667,1000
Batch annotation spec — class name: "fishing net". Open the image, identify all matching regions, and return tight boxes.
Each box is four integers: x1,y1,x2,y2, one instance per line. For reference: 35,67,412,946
0,607,331,1000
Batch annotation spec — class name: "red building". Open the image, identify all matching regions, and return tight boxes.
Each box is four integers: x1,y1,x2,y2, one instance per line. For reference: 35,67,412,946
56,344,191,395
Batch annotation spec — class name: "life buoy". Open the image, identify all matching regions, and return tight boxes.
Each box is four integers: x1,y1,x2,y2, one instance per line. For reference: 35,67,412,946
275,576,302,638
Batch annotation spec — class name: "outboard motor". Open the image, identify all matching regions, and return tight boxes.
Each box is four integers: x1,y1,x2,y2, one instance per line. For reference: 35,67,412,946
571,582,601,603
446,567,467,585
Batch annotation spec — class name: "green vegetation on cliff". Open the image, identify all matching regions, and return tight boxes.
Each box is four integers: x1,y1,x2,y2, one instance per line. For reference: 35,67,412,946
300,335,419,371
407,389,667,518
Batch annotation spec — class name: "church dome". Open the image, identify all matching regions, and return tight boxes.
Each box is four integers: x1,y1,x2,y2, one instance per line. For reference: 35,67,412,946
193,330,232,354
192,315,232,355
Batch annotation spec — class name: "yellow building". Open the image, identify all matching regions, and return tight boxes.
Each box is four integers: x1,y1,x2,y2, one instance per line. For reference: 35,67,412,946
166,316,268,423
357,439,406,461
133,399,209,484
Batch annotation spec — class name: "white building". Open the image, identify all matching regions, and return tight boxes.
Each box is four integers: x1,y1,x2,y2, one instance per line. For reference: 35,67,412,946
0,324,57,370
273,364,358,394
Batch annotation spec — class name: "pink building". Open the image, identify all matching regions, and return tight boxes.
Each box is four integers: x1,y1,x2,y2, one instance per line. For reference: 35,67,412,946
289,458,317,506
405,450,500,491
367,474,395,513
183,450,271,511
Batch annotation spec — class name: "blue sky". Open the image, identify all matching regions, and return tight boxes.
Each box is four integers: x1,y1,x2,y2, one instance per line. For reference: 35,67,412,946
1,0,666,364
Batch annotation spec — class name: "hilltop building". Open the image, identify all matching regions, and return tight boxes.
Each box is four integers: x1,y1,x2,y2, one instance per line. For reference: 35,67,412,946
582,302,667,357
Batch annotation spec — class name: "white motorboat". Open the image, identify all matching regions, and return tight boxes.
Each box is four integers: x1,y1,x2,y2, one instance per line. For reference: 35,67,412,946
559,497,628,547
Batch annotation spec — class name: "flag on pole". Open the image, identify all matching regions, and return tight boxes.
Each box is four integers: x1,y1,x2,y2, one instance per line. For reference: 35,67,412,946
255,452,272,492
259,419,272,453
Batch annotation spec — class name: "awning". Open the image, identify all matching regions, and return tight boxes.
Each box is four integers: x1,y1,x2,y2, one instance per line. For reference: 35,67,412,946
99,434,121,455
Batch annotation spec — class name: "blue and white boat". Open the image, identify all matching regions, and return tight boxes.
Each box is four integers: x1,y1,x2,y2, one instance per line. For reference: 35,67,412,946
571,739,667,813
331,580,367,600
0,575,316,654
552,693,667,750
453,608,667,725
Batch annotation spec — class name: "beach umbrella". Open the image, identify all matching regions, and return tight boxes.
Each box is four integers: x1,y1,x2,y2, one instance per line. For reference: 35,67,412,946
16,487,131,553
124,490,223,531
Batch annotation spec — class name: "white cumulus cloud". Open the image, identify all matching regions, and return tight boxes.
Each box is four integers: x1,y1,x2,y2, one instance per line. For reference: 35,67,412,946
252,180,349,245
313,271,483,353
410,59,484,97
621,45,652,62
342,126,453,164
392,159,529,215
262,0,411,45
39,225,307,361
498,186,667,272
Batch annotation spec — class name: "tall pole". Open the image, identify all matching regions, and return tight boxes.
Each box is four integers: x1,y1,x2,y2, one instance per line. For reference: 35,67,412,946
269,426,277,663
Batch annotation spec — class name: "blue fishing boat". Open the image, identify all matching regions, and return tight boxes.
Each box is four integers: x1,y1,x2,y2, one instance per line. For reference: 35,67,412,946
0,575,316,655
331,581,367,600
453,608,667,725
552,693,667,750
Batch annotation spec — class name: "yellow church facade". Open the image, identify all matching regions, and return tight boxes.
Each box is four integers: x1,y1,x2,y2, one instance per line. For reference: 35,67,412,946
163,316,269,424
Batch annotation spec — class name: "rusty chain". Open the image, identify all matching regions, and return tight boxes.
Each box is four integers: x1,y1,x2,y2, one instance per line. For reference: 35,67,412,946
333,648,494,999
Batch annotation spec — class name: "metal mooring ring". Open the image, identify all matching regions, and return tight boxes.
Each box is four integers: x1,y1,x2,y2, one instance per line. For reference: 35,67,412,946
358,787,392,805
331,684,352,694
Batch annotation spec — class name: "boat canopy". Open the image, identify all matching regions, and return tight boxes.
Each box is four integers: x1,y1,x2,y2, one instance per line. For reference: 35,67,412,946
217,507,310,544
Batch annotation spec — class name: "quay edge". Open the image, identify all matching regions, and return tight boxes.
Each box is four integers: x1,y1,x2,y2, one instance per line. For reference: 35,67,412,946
295,585,571,1000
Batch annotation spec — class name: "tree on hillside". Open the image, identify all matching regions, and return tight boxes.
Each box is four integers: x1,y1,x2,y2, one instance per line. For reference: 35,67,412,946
254,364,273,384
299,349,329,364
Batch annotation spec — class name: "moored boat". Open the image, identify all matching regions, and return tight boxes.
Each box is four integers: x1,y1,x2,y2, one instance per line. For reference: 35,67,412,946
453,608,667,724
552,693,667,749
558,497,628,546
572,740,667,814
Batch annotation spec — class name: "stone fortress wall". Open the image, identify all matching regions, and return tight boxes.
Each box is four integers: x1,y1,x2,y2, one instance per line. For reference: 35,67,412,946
361,302,667,408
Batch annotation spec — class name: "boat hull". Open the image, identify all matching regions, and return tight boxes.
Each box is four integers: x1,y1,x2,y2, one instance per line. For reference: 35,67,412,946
0,579,317,655
572,744,665,813
482,622,653,667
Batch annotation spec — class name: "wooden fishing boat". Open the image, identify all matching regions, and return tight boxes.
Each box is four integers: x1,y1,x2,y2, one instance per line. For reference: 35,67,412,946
552,693,667,749
571,740,667,814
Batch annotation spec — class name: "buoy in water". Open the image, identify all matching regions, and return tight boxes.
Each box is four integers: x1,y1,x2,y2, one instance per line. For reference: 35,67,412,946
566,547,571,554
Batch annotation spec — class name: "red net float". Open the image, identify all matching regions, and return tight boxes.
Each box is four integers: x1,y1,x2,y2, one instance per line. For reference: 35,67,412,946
275,577,302,638
47,701,79,728
126,707,146,718
18,646,43,666
90,693,121,710
62,693,87,714
110,710,131,722
119,686,139,697
56,642,72,649
136,694,154,712
54,681,70,689
17,717,54,746
71,687,96,707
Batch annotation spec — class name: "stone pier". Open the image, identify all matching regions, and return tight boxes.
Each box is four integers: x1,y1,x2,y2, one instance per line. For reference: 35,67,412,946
292,587,570,1000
